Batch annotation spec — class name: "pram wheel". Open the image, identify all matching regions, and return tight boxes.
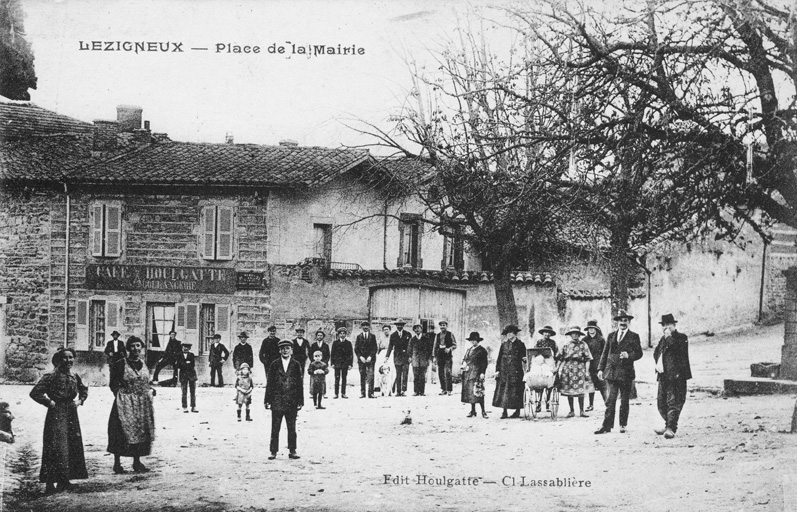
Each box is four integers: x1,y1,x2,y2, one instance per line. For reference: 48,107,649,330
550,387,560,420
524,386,536,419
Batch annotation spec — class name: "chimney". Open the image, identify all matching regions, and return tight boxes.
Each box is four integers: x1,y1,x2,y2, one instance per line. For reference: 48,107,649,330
152,132,170,143
279,139,298,147
116,105,143,132
225,132,234,144
93,120,119,150
133,128,151,145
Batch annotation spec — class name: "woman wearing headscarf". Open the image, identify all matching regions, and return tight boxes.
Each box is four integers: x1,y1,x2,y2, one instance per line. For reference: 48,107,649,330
107,336,156,474
557,326,594,418
29,347,88,493
583,320,606,411
492,325,527,419
460,331,489,418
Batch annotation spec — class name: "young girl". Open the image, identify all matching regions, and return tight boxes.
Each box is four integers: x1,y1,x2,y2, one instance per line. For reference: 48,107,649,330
235,363,254,421
557,326,594,418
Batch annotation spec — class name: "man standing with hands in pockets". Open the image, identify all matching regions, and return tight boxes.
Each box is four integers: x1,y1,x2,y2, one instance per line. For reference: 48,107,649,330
653,314,692,439
265,339,303,460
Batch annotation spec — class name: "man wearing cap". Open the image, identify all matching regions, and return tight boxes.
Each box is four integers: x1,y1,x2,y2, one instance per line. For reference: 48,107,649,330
259,326,281,383
104,331,126,390
175,342,199,413
433,321,457,395
292,328,310,374
208,333,230,387
583,320,607,410
233,332,254,371
386,320,411,396
595,310,643,435
265,339,303,460
408,323,434,396
152,330,182,384
653,314,692,439
354,322,378,398
331,327,354,399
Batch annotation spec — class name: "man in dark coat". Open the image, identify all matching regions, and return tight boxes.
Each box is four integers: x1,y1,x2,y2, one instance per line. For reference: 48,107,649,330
152,330,182,383
265,339,303,460
433,321,457,395
175,343,199,413
408,323,433,396
104,331,126,390
386,320,411,396
259,326,281,382
291,327,310,373
595,310,643,434
653,313,692,439
232,332,254,371
208,333,229,387
354,322,378,398
330,327,354,399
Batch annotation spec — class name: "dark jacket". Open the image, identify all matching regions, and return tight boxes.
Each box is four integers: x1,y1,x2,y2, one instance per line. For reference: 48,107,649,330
387,330,412,366
308,342,330,364
175,352,198,383
259,335,281,369
598,329,643,381
292,337,310,367
265,357,304,411
653,331,692,381
232,342,254,370
433,331,457,361
408,334,434,368
104,338,126,362
354,332,378,365
583,334,605,374
330,338,354,368
162,337,183,358
208,342,229,366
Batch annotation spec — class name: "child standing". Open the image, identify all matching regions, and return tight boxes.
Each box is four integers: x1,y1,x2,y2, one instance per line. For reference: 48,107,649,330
235,363,254,421
307,351,329,409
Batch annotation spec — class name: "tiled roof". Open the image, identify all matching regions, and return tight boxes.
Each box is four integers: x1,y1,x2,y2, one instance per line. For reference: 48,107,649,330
71,142,371,186
563,288,646,300
326,267,555,284
0,100,93,139
0,135,93,181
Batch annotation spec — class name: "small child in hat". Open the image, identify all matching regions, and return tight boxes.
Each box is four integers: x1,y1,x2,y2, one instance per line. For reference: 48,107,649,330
235,363,254,421
307,350,329,409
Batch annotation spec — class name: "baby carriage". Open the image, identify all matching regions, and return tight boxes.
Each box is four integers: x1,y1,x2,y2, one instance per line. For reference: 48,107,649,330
523,347,559,420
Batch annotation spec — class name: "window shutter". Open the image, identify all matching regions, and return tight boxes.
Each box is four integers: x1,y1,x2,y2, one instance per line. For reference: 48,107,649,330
185,303,199,346
454,235,464,270
202,206,216,259
176,304,187,342
91,205,104,256
217,207,233,260
215,304,230,346
106,300,122,332
397,221,405,267
105,205,121,257
75,300,89,351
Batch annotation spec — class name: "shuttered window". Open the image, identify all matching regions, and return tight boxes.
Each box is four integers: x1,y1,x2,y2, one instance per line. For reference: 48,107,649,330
89,203,122,258
201,206,235,260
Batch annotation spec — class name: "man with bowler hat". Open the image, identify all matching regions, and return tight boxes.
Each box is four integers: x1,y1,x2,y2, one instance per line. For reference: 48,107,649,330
354,322,378,398
259,326,281,382
433,321,457,395
233,332,254,371
595,310,643,434
386,320,411,396
653,314,692,439
265,339,303,460
208,333,229,387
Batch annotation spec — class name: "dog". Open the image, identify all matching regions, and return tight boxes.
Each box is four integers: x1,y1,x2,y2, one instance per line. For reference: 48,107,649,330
400,409,412,425
378,364,392,397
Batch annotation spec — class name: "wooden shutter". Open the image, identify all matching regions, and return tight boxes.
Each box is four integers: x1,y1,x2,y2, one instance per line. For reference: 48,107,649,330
105,300,122,347
217,207,233,260
75,300,89,351
215,304,231,346
176,304,187,342
105,205,121,257
185,303,199,346
90,205,104,256
202,206,216,259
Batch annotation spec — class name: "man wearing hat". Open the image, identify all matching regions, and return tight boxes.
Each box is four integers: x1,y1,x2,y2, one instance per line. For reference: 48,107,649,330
175,342,199,413
104,331,126,390
595,310,643,434
354,322,378,398
653,314,692,439
408,323,434,396
330,327,354,399
259,326,281,383
292,327,310,375
433,321,457,395
208,333,230,387
233,332,254,371
152,330,183,385
265,339,303,460
583,320,607,410
386,320,412,396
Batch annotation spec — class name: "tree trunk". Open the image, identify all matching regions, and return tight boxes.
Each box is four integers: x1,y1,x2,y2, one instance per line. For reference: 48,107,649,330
493,259,519,332
792,398,797,433
609,233,631,317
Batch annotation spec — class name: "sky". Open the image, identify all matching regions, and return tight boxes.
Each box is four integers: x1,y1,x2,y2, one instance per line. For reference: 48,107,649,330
20,0,485,151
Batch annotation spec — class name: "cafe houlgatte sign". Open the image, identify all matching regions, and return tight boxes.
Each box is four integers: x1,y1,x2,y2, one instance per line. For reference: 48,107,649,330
86,264,240,294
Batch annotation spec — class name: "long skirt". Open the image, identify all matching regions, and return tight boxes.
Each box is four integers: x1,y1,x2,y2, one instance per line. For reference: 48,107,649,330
492,377,524,410
40,402,88,482
461,367,484,404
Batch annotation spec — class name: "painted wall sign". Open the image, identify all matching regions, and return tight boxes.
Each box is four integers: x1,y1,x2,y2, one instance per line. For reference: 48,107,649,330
85,264,236,294
236,271,265,290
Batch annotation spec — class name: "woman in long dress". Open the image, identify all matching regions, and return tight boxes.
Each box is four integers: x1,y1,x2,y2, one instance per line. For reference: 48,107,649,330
557,326,594,418
492,324,527,419
460,331,489,418
107,336,156,474
29,347,88,493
